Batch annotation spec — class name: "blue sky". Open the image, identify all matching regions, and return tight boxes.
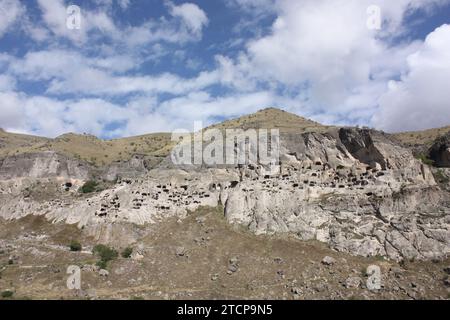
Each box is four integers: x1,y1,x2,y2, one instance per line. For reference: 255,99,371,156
0,0,449,138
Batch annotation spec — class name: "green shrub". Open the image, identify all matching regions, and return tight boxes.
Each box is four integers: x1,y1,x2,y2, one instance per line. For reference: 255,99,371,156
80,180,99,193
416,154,434,166
435,169,449,184
121,247,133,259
1,290,14,299
96,260,107,269
81,180,98,193
69,240,82,252
93,245,118,268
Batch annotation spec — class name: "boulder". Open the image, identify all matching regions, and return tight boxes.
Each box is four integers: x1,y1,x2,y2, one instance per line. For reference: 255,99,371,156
322,256,337,266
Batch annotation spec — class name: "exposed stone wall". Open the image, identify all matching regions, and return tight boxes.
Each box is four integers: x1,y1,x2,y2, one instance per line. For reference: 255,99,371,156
0,129,448,262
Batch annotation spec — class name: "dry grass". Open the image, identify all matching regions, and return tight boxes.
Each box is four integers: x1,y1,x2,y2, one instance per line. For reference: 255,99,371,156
0,108,331,167
393,126,450,147
2,109,449,167
1,209,450,300
206,108,331,133
0,130,173,166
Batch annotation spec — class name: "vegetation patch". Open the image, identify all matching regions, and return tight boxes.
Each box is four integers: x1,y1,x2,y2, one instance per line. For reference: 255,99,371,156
1,290,14,299
416,154,434,166
434,169,449,184
93,244,118,269
80,180,99,193
69,240,82,252
121,247,133,259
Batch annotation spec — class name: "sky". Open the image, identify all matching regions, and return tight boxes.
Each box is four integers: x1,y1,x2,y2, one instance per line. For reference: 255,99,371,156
0,0,449,138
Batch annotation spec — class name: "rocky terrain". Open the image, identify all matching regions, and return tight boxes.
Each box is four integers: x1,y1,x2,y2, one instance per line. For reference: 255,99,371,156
0,108,449,300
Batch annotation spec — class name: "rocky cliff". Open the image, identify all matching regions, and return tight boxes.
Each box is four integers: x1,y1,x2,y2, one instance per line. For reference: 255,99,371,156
0,110,449,262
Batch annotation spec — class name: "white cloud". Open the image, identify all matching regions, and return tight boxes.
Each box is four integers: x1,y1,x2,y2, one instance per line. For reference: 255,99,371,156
0,86,278,137
0,74,16,91
0,90,130,137
1,0,449,137
226,0,276,15
0,0,25,38
215,0,450,129
117,0,130,9
0,91,24,130
37,0,89,43
372,24,450,132
8,49,220,96
168,2,209,35
35,0,208,47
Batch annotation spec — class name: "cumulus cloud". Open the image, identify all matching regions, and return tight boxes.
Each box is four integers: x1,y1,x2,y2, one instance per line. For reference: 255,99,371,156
8,49,220,96
1,0,449,137
0,0,25,38
168,2,209,35
0,88,278,138
0,90,130,137
226,0,276,16
117,0,130,10
0,91,25,130
35,0,209,46
0,74,16,91
216,0,450,128
372,24,450,132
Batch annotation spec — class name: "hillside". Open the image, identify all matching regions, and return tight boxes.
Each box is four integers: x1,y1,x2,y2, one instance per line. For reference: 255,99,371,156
0,130,172,167
207,108,329,133
0,108,450,301
393,126,450,148
1,108,449,167
0,108,331,167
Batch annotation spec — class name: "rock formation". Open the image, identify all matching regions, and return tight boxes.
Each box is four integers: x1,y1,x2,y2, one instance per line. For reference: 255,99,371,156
0,110,449,262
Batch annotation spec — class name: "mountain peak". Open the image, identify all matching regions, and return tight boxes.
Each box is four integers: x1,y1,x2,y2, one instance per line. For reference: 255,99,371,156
208,107,326,133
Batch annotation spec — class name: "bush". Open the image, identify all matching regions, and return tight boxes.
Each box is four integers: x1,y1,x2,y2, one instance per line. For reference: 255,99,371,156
96,260,107,270
80,180,99,194
69,240,82,252
93,244,118,268
416,154,434,166
121,247,133,259
435,169,449,184
1,290,14,299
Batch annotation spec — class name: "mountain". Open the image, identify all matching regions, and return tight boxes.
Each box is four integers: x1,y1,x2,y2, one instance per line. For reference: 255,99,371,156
0,130,172,167
393,125,450,147
207,107,328,133
0,108,449,299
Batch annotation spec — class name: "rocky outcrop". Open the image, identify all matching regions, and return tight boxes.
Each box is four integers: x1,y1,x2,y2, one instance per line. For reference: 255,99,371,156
429,132,450,167
0,151,91,180
0,128,449,262
0,152,162,182
103,155,150,181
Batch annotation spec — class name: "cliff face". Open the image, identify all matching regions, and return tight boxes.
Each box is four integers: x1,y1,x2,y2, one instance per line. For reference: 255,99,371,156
0,152,163,182
0,119,449,262
222,128,447,261
0,151,91,180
